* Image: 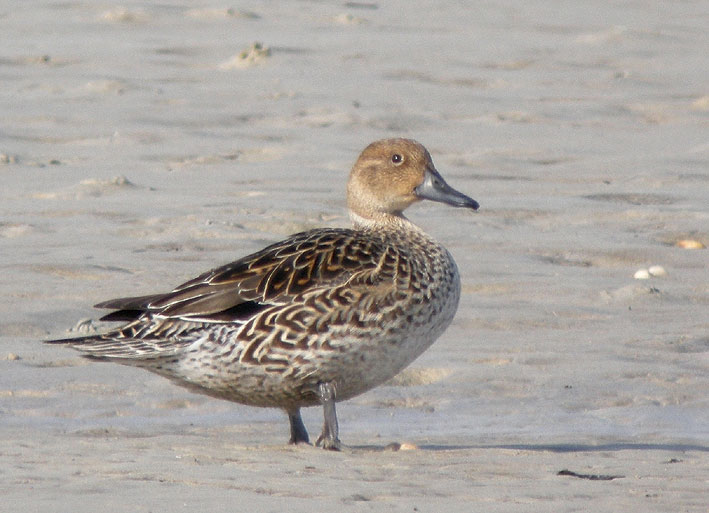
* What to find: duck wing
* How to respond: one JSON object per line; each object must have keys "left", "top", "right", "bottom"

{"left": 46, "top": 227, "right": 403, "bottom": 360}
{"left": 100, "top": 227, "right": 393, "bottom": 323}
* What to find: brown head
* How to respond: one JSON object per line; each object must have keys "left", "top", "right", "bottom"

{"left": 346, "top": 138, "right": 479, "bottom": 223}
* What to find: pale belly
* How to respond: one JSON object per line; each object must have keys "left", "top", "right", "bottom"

{"left": 152, "top": 280, "right": 461, "bottom": 410}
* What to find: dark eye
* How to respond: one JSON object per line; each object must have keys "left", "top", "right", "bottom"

{"left": 391, "top": 154, "right": 403, "bottom": 164}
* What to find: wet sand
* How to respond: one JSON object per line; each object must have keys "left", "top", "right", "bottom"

{"left": 1, "top": 1, "right": 707, "bottom": 511}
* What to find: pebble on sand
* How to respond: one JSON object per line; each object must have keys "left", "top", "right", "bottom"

{"left": 675, "top": 239, "right": 705, "bottom": 249}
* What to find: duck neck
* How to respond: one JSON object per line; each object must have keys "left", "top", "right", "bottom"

{"left": 349, "top": 210, "right": 426, "bottom": 236}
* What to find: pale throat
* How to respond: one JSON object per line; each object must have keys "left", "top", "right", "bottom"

{"left": 348, "top": 209, "right": 425, "bottom": 235}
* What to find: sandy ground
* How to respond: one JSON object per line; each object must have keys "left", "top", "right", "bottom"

{"left": 1, "top": 1, "right": 708, "bottom": 511}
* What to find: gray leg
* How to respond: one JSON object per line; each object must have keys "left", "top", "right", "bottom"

{"left": 288, "top": 408, "right": 310, "bottom": 445}
{"left": 315, "top": 381, "right": 341, "bottom": 450}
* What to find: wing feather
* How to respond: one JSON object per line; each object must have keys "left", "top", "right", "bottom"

{"left": 90, "top": 228, "right": 391, "bottom": 324}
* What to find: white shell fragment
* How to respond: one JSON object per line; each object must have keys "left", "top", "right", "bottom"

{"left": 634, "top": 269, "right": 650, "bottom": 280}
{"left": 634, "top": 266, "right": 667, "bottom": 280}
{"left": 648, "top": 265, "right": 667, "bottom": 277}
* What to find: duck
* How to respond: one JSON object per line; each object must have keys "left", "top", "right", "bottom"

{"left": 47, "top": 138, "right": 479, "bottom": 450}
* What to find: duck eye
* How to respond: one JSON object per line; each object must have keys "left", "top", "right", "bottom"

{"left": 391, "top": 154, "right": 403, "bottom": 164}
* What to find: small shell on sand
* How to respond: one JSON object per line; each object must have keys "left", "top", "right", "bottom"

{"left": 634, "top": 269, "right": 650, "bottom": 280}
{"left": 384, "top": 442, "right": 418, "bottom": 451}
{"left": 635, "top": 266, "right": 667, "bottom": 279}
{"left": 70, "top": 318, "right": 100, "bottom": 335}
{"left": 219, "top": 43, "right": 271, "bottom": 69}
{"left": 185, "top": 8, "right": 259, "bottom": 19}
{"left": 691, "top": 96, "right": 709, "bottom": 111}
{"left": 100, "top": 8, "right": 149, "bottom": 23}
{"left": 0, "top": 153, "right": 18, "bottom": 164}
{"left": 333, "top": 13, "right": 367, "bottom": 24}
{"left": 675, "top": 239, "right": 705, "bottom": 249}
{"left": 648, "top": 265, "right": 667, "bottom": 277}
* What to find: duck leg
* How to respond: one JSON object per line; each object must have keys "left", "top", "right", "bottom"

{"left": 287, "top": 408, "right": 310, "bottom": 445}
{"left": 315, "top": 381, "right": 341, "bottom": 450}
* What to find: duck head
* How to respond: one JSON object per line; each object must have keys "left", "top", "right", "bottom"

{"left": 347, "top": 138, "right": 479, "bottom": 223}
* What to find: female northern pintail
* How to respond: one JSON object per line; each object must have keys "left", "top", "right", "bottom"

{"left": 48, "top": 138, "right": 479, "bottom": 450}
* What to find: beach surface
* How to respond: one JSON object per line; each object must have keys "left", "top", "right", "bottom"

{"left": 1, "top": 1, "right": 707, "bottom": 511}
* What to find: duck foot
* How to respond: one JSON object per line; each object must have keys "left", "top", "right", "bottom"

{"left": 287, "top": 408, "right": 310, "bottom": 445}
{"left": 315, "top": 381, "right": 341, "bottom": 450}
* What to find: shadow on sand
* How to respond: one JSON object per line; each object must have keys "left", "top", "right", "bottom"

{"left": 351, "top": 441, "right": 709, "bottom": 453}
